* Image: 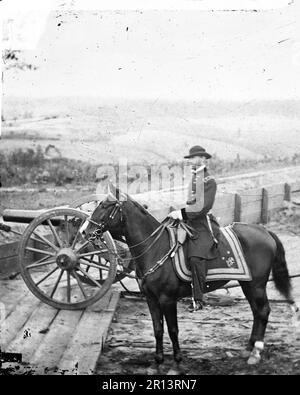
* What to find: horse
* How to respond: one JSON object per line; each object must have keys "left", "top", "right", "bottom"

{"left": 85, "top": 185, "right": 300, "bottom": 374}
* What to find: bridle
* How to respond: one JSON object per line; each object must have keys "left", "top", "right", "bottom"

{"left": 87, "top": 199, "right": 166, "bottom": 253}
{"left": 86, "top": 199, "right": 179, "bottom": 279}
{"left": 87, "top": 201, "right": 124, "bottom": 243}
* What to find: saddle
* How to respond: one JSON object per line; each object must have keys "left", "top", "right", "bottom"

{"left": 166, "top": 221, "right": 251, "bottom": 283}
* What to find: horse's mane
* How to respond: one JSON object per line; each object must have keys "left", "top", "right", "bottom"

{"left": 126, "top": 195, "right": 160, "bottom": 224}
{"left": 106, "top": 187, "right": 161, "bottom": 224}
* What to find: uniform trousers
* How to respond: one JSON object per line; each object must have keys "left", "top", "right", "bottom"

{"left": 189, "top": 256, "right": 208, "bottom": 301}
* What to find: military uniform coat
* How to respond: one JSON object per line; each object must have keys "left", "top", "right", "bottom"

{"left": 181, "top": 166, "right": 220, "bottom": 260}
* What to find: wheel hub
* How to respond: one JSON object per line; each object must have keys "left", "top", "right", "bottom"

{"left": 56, "top": 248, "right": 78, "bottom": 270}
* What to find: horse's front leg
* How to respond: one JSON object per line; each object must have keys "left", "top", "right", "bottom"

{"left": 160, "top": 295, "right": 185, "bottom": 375}
{"left": 146, "top": 295, "right": 164, "bottom": 374}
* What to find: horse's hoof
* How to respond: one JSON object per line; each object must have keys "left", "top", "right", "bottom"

{"left": 167, "top": 368, "right": 181, "bottom": 375}
{"left": 146, "top": 365, "right": 160, "bottom": 375}
{"left": 247, "top": 355, "right": 261, "bottom": 365}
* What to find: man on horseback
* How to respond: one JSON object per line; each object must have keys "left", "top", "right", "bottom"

{"left": 168, "top": 145, "right": 220, "bottom": 311}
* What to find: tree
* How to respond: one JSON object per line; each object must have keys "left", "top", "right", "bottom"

{"left": 2, "top": 50, "right": 37, "bottom": 121}
{"left": 2, "top": 50, "right": 37, "bottom": 71}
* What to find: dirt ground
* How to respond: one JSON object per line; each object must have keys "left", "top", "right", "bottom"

{"left": 96, "top": 294, "right": 300, "bottom": 376}
{"left": 96, "top": 212, "right": 300, "bottom": 376}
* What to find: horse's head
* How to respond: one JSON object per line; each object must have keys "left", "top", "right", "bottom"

{"left": 85, "top": 183, "right": 126, "bottom": 242}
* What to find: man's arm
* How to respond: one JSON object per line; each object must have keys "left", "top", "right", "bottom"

{"left": 181, "top": 179, "right": 217, "bottom": 221}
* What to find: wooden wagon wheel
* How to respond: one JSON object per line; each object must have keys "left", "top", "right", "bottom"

{"left": 18, "top": 208, "right": 118, "bottom": 310}
{"left": 70, "top": 195, "right": 135, "bottom": 286}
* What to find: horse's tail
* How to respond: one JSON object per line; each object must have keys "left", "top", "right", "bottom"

{"left": 268, "top": 230, "right": 292, "bottom": 300}
{"left": 268, "top": 230, "right": 300, "bottom": 322}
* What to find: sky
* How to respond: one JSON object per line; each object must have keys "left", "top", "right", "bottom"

{"left": 2, "top": 0, "right": 300, "bottom": 101}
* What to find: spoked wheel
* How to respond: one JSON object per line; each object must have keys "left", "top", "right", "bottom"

{"left": 18, "top": 208, "right": 118, "bottom": 310}
{"left": 70, "top": 195, "right": 135, "bottom": 285}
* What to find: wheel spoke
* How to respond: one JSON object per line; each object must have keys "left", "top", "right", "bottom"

{"left": 86, "top": 255, "right": 93, "bottom": 273}
{"left": 75, "top": 240, "right": 90, "bottom": 253}
{"left": 32, "top": 230, "right": 59, "bottom": 252}
{"left": 29, "top": 235, "right": 51, "bottom": 248}
{"left": 50, "top": 269, "right": 64, "bottom": 298}
{"left": 79, "top": 257, "right": 110, "bottom": 270}
{"left": 78, "top": 250, "right": 108, "bottom": 258}
{"left": 77, "top": 266, "right": 102, "bottom": 289}
{"left": 25, "top": 254, "right": 52, "bottom": 269}
{"left": 47, "top": 219, "right": 63, "bottom": 247}
{"left": 35, "top": 266, "right": 59, "bottom": 286}
{"left": 71, "top": 219, "right": 85, "bottom": 249}
{"left": 72, "top": 270, "right": 88, "bottom": 299}
{"left": 26, "top": 258, "right": 57, "bottom": 270}
{"left": 67, "top": 271, "right": 71, "bottom": 303}
{"left": 25, "top": 246, "right": 56, "bottom": 256}
{"left": 64, "top": 215, "right": 70, "bottom": 246}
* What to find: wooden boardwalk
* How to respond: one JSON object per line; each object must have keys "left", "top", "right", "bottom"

{"left": 0, "top": 277, "right": 120, "bottom": 375}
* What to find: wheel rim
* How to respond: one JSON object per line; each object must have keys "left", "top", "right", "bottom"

{"left": 18, "top": 208, "right": 118, "bottom": 310}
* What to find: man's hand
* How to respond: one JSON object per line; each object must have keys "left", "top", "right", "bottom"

{"left": 168, "top": 210, "right": 183, "bottom": 220}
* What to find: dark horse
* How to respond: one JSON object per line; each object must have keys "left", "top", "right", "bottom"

{"left": 85, "top": 186, "right": 299, "bottom": 374}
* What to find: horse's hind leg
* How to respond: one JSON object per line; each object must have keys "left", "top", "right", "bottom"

{"left": 160, "top": 295, "right": 184, "bottom": 375}
{"left": 240, "top": 282, "right": 271, "bottom": 365}
{"left": 146, "top": 296, "right": 164, "bottom": 374}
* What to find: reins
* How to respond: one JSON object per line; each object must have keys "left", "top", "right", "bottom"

{"left": 86, "top": 201, "right": 193, "bottom": 280}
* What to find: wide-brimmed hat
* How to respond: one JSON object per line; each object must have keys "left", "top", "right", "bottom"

{"left": 184, "top": 145, "right": 212, "bottom": 159}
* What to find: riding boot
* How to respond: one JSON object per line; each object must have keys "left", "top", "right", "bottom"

{"left": 189, "top": 256, "right": 208, "bottom": 311}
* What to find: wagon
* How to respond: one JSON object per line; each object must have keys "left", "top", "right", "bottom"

{"left": 0, "top": 195, "right": 136, "bottom": 310}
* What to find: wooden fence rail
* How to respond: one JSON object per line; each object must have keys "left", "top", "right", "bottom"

{"left": 150, "top": 180, "right": 300, "bottom": 224}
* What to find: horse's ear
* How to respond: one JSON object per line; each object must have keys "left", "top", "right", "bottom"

{"left": 107, "top": 181, "right": 118, "bottom": 201}
{"left": 107, "top": 180, "right": 127, "bottom": 201}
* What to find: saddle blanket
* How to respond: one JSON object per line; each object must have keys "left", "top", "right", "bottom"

{"left": 169, "top": 225, "right": 252, "bottom": 282}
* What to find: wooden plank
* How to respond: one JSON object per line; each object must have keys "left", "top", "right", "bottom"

{"left": 234, "top": 193, "right": 242, "bottom": 222}
{"left": 266, "top": 184, "right": 285, "bottom": 210}
{"left": 284, "top": 183, "right": 291, "bottom": 201}
{"left": 261, "top": 188, "right": 269, "bottom": 224}
{"left": 0, "top": 282, "right": 29, "bottom": 322}
{"left": 0, "top": 278, "right": 28, "bottom": 298}
{"left": 7, "top": 304, "right": 59, "bottom": 362}
{"left": 240, "top": 188, "right": 263, "bottom": 223}
{"left": 240, "top": 188, "right": 262, "bottom": 204}
{"left": 291, "top": 181, "right": 300, "bottom": 193}
{"left": 0, "top": 241, "right": 19, "bottom": 257}
{"left": 0, "top": 293, "right": 40, "bottom": 350}
{"left": 240, "top": 208, "right": 262, "bottom": 224}
{"left": 30, "top": 309, "right": 83, "bottom": 373}
{"left": 58, "top": 290, "right": 120, "bottom": 375}
{"left": 0, "top": 255, "right": 19, "bottom": 278}
{"left": 214, "top": 193, "right": 235, "bottom": 210}
{"left": 213, "top": 207, "right": 235, "bottom": 226}
{"left": 0, "top": 240, "right": 34, "bottom": 278}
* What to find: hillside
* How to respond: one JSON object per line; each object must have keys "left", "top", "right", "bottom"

{"left": 1, "top": 97, "right": 300, "bottom": 165}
